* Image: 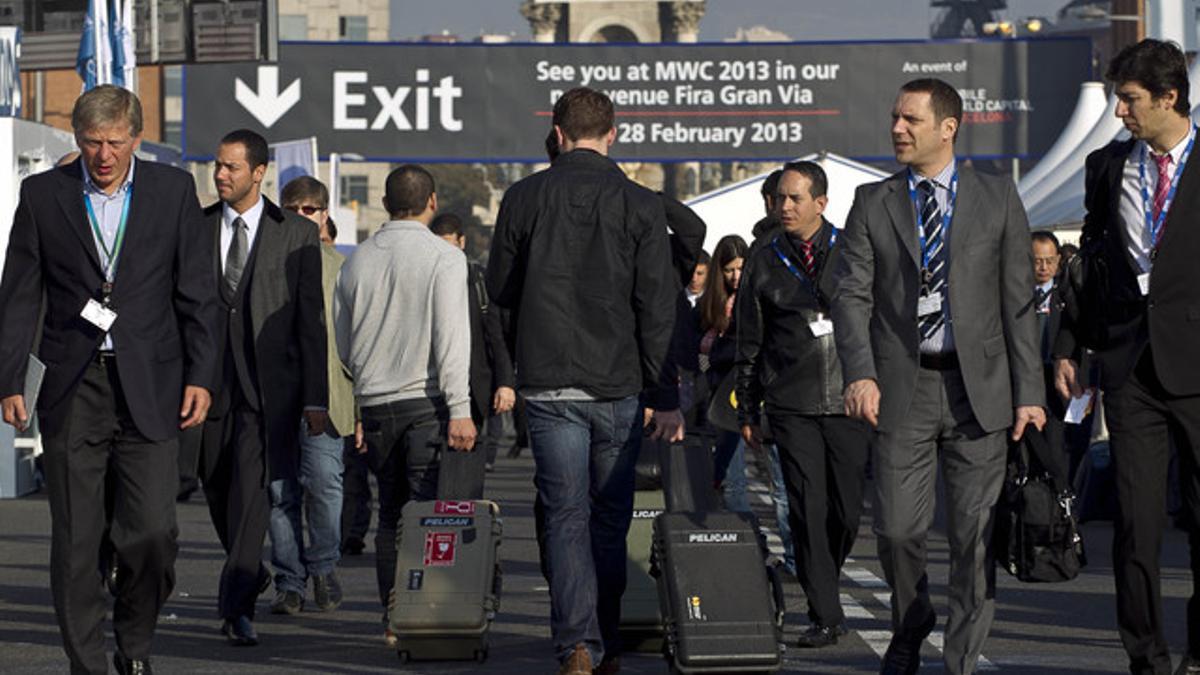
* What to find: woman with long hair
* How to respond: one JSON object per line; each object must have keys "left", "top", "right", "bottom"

{"left": 697, "top": 235, "right": 750, "bottom": 512}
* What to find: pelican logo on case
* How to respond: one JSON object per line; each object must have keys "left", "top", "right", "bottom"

{"left": 419, "top": 516, "right": 474, "bottom": 527}
{"left": 688, "top": 532, "right": 739, "bottom": 543}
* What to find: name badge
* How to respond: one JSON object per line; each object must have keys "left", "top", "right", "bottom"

{"left": 1137, "top": 272, "right": 1150, "bottom": 296}
{"left": 809, "top": 317, "right": 834, "bottom": 337}
{"left": 81, "top": 298, "right": 117, "bottom": 332}
{"left": 917, "top": 292, "right": 943, "bottom": 317}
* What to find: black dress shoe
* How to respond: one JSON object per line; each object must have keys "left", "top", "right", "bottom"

{"left": 797, "top": 623, "right": 846, "bottom": 649}
{"left": 880, "top": 613, "right": 935, "bottom": 675}
{"left": 341, "top": 536, "right": 365, "bottom": 556}
{"left": 113, "top": 652, "right": 152, "bottom": 675}
{"left": 221, "top": 615, "right": 259, "bottom": 646}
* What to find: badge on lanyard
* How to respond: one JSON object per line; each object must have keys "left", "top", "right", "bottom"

{"left": 808, "top": 313, "right": 834, "bottom": 337}
{"left": 1137, "top": 272, "right": 1151, "bottom": 297}
{"left": 917, "top": 292, "right": 943, "bottom": 317}
{"left": 82, "top": 186, "right": 132, "bottom": 333}
{"left": 81, "top": 298, "right": 118, "bottom": 332}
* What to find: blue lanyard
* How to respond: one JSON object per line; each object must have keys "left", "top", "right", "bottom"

{"left": 83, "top": 185, "right": 133, "bottom": 279}
{"left": 769, "top": 228, "right": 836, "bottom": 290}
{"left": 907, "top": 169, "right": 958, "bottom": 272}
{"left": 1139, "top": 125, "right": 1197, "bottom": 249}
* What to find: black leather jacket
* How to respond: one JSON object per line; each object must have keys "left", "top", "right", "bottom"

{"left": 735, "top": 219, "right": 846, "bottom": 422}
{"left": 486, "top": 149, "right": 679, "bottom": 409}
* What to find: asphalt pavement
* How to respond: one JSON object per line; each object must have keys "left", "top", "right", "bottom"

{"left": 0, "top": 451, "right": 1192, "bottom": 674}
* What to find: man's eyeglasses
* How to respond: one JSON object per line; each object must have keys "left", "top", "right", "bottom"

{"left": 285, "top": 204, "right": 325, "bottom": 216}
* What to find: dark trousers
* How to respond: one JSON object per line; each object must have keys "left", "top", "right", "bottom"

{"left": 177, "top": 424, "right": 203, "bottom": 499}
{"left": 340, "top": 439, "right": 373, "bottom": 545}
{"left": 873, "top": 367, "right": 1007, "bottom": 675}
{"left": 1106, "top": 348, "right": 1200, "bottom": 675}
{"left": 200, "top": 386, "right": 269, "bottom": 620}
{"left": 768, "top": 412, "right": 869, "bottom": 627}
{"left": 359, "top": 398, "right": 443, "bottom": 608}
{"left": 42, "top": 358, "right": 178, "bottom": 674}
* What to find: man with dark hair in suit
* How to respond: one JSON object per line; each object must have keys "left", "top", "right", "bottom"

{"left": 0, "top": 84, "right": 218, "bottom": 675}
{"left": 200, "top": 128, "right": 328, "bottom": 646}
{"left": 1054, "top": 38, "right": 1200, "bottom": 675}
{"left": 833, "top": 78, "right": 1044, "bottom": 675}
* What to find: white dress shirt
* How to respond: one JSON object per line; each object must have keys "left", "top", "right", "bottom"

{"left": 1118, "top": 126, "right": 1195, "bottom": 274}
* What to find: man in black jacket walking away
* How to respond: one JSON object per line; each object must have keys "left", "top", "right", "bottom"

{"left": 736, "top": 161, "right": 869, "bottom": 649}
{"left": 487, "top": 87, "right": 682, "bottom": 675}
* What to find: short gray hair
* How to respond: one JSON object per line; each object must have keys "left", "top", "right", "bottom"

{"left": 71, "top": 85, "right": 143, "bottom": 137}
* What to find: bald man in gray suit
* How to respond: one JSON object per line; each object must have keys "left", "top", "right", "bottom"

{"left": 831, "top": 78, "right": 1045, "bottom": 675}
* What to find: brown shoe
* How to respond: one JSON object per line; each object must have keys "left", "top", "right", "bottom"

{"left": 593, "top": 655, "right": 619, "bottom": 675}
{"left": 557, "top": 644, "right": 592, "bottom": 675}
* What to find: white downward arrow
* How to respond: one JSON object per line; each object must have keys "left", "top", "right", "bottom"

{"left": 235, "top": 66, "right": 301, "bottom": 128}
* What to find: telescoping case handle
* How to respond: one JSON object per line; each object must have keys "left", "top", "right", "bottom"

{"left": 766, "top": 562, "right": 787, "bottom": 632}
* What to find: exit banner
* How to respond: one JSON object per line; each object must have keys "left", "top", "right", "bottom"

{"left": 182, "top": 38, "right": 1092, "bottom": 162}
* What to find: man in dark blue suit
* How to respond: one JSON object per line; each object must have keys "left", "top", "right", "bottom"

{"left": 0, "top": 85, "right": 218, "bottom": 675}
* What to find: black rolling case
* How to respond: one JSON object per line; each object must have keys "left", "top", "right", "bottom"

{"left": 651, "top": 438, "right": 785, "bottom": 673}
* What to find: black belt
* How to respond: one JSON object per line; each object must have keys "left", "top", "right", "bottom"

{"left": 918, "top": 352, "right": 959, "bottom": 371}
{"left": 94, "top": 350, "right": 117, "bottom": 364}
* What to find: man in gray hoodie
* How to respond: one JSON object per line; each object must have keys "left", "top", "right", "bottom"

{"left": 332, "top": 164, "right": 475, "bottom": 642}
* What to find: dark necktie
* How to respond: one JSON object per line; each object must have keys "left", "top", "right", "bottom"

{"left": 1033, "top": 286, "right": 1050, "bottom": 310}
{"left": 798, "top": 239, "right": 816, "bottom": 277}
{"left": 917, "top": 179, "right": 946, "bottom": 342}
{"left": 224, "top": 216, "right": 248, "bottom": 293}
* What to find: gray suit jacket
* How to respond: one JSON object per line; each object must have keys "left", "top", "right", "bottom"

{"left": 831, "top": 165, "right": 1043, "bottom": 434}
{"left": 203, "top": 198, "right": 328, "bottom": 479}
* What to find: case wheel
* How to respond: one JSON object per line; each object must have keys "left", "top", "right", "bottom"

{"left": 397, "top": 650, "right": 410, "bottom": 664}
{"left": 474, "top": 648, "right": 488, "bottom": 663}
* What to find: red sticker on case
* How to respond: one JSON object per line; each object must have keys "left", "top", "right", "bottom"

{"left": 424, "top": 531, "right": 457, "bottom": 567}
{"left": 434, "top": 500, "right": 476, "bottom": 515}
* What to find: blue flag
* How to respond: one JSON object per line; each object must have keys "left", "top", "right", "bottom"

{"left": 109, "top": 0, "right": 126, "bottom": 88}
{"left": 76, "top": 0, "right": 97, "bottom": 90}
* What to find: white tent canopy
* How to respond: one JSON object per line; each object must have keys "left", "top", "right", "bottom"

{"left": 685, "top": 152, "right": 890, "bottom": 251}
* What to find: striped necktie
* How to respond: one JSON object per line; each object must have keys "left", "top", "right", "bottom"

{"left": 798, "top": 238, "right": 816, "bottom": 277}
{"left": 1152, "top": 153, "right": 1172, "bottom": 245}
{"left": 917, "top": 179, "right": 946, "bottom": 341}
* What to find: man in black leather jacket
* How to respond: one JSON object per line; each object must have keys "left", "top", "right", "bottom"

{"left": 735, "top": 161, "right": 870, "bottom": 649}
{"left": 487, "top": 87, "right": 682, "bottom": 675}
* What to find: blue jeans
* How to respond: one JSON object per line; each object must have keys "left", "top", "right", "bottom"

{"left": 765, "top": 443, "right": 796, "bottom": 575}
{"left": 526, "top": 395, "right": 641, "bottom": 666}
{"left": 267, "top": 418, "right": 345, "bottom": 594}
{"left": 714, "top": 431, "right": 750, "bottom": 512}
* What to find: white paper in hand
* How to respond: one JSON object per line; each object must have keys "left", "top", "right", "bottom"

{"left": 1064, "top": 390, "right": 1094, "bottom": 424}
